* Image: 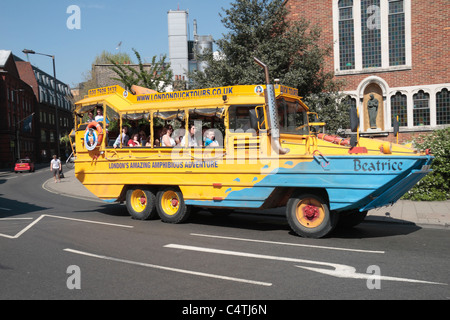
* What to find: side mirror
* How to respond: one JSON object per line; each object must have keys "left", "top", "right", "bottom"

{"left": 350, "top": 106, "right": 359, "bottom": 132}
{"left": 307, "top": 112, "right": 326, "bottom": 133}
{"left": 393, "top": 117, "right": 399, "bottom": 136}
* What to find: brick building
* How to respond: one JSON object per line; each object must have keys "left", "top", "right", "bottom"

{"left": 285, "top": 0, "right": 449, "bottom": 143}
{"left": 0, "top": 50, "right": 36, "bottom": 167}
{"left": 16, "top": 57, "right": 74, "bottom": 162}
{"left": 73, "top": 63, "right": 169, "bottom": 102}
{"left": 0, "top": 50, "right": 74, "bottom": 168}
{"left": 94, "top": 63, "right": 153, "bottom": 88}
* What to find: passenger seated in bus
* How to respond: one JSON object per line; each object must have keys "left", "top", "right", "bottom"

{"left": 95, "top": 107, "right": 109, "bottom": 125}
{"left": 204, "top": 129, "right": 219, "bottom": 147}
{"left": 152, "top": 126, "right": 163, "bottom": 147}
{"left": 180, "top": 124, "right": 199, "bottom": 147}
{"left": 139, "top": 130, "right": 148, "bottom": 146}
{"left": 202, "top": 126, "right": 208, "bottom": 144}
{"left": 128, "top": 133, "right": 141, "bottom": 147}
{"left": 173, "top": 128, "right": 185, "bottom": 146}
{"left": 113, "top": 125, "right": 130, "bottom": 149}
{"left": 87, "top": 110, "right": 95, "bottom": 123}
{"left": 161, "top": 125, "right": 176, "bottom": 147}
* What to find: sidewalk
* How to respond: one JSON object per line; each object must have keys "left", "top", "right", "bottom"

{"left": 42, "top": 168, "right": 101, "bottom": 203}
{"left": 43, "top": 169, "right": 450, "bottom": 228}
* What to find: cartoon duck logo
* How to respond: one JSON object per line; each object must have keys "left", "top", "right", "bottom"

{"left": 84, "top": 128, "right": 98, "bottom": 151}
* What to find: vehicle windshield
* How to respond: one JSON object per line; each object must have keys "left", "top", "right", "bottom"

{"left": 276, "top": 99, "right": 309, "bottom": 135}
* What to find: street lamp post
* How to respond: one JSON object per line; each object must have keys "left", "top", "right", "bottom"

{"left": 23, "top": 49, "right": 60, "bottom": 158}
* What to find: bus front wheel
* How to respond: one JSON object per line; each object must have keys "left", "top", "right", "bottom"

{"left": 126, "top": 187, "right": 157, "bottom": 220}
{"left": 156, "top": 187, "right": 191, "bottom": 224}
{"left": 286, "top": 193, "right": 338, "bottom": 238}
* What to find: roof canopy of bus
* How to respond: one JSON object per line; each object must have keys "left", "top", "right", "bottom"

{"left": 74, "top": 84, "right": 308, "bottom": 119}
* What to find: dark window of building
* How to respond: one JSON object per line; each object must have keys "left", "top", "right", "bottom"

{"left": 391, "top": 92, "right": 407, "bottom": 127}
{"left": 436, "top": 88, "right": 450, "bottom": 125}
{"left": 339, "top": 0, "right": 355, "bottom": 70}
{"left": 413, "top": 90, "right": 430, "bottom": 126}
{"left": 388, "top": 0, "right": 406, "bottom": 66}
{"left": 361, "top": 0, "right": 382, "bottom": 68}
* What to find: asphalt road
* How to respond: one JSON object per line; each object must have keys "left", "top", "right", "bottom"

{"left": 1, "top": 168, "right": 449, "bottom": 305}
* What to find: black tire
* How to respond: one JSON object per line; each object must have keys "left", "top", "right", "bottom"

{"left": 286, "top": 193, "right": 339, "bottom": 238}
{"left": 337, "top": 210, "right": 368, "bottom": 228}
{"left": 126, "top": 187, "right": 157, "bottom": 220}
{"left": 156, "top": 187, "right": 190, "bottom": 223}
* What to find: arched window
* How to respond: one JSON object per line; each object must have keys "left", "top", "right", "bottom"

{"left": 390, "top": 92, "right": 407, "bottom": 127}
{"left": 413, "top": 90, "right": 430, "bottom": 126}
{"left": 436, "top": 88, "right": 450, "bottom": 125}
{"left": 338, "top": 0, "right": 355, "bottom": 70}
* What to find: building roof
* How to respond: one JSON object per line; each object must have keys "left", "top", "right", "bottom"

{"left": 0, "top": 50, "right": 12, "bottom": 68}
{"left": 16, "top": 60, "right": 39, "bottom": 99}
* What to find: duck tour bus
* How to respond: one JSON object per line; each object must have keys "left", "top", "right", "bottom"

{"left": 71, "top": 58, "right": 433, "bottom": 238}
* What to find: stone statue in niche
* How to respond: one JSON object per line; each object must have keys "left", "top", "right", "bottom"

{"left": 367, "top": 94, "right": 379, "bottom": 129}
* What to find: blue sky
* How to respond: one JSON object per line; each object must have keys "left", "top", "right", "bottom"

{"left": 0, "top": 0, "right": 232, "bottom": 87}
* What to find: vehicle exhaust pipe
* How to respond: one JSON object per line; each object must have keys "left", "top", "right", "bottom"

{"left": 254, "top": 57, "right": 290, "bottom": 155}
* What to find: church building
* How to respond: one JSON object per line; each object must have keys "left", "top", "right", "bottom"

{"left": 285, "top": 0, "right": 449, "bottom": 142}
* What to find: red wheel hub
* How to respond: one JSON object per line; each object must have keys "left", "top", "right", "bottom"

{"left": 140, "top": 196, "right": 146, "bottom": 205}
{"left": 171, "top": 198, "right": 179, "bottom": 207}
{"left": 303, "top": 205, "right": 319, "bottom": 220}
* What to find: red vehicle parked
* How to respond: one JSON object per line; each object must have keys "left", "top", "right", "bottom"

{"left": 14, "top": 159, "right": 35, "bottom": 173}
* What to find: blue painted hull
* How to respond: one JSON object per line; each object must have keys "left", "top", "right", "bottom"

{"left": 186, "top": 155, "right": 433, "bottom": 212}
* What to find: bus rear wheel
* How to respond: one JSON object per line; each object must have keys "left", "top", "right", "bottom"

{"left": 286, "top": 193, "right": 338, "bottom": 238}
{"left": 156, "top": 187, "right": 191, "bottom": 224}
{"left": 126, "top": 187, "right": 157, "bottom": 220}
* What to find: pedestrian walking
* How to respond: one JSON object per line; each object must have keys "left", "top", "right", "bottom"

{"left": 50, "top": 155, "right": 61, "bottom": 183}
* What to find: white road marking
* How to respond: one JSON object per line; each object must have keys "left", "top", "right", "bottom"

{"left": 295, "top": 265, "right": 447, "bottom": 285}
{"left": 0, "top": 214, "right": 133, "bottom": 239}
{"left": 1, "top": 176, "right": 18, "bottom": 180}
{"left": 64, "top": 248, "right": 272, "bottom": 287}
{"left": 41, "top": 179, "right": 104, "bottom": 203}
{"left": 0, "top": 217, "right": 33, "bottom": 220}
{"left": 165, "top": 244, "right": 447, "bottom": 286}
{"left": 190, "top": 233, "right": 385, "bottom": 254}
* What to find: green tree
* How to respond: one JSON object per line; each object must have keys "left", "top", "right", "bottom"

{"left": 94, "top": 50, "right": 132, "bottom": 65}
{"left": 75, "top": 51, "right": 133, "bottom": 101}
{"left": 109, "top": 48, "right": 173, "bottom": 92}
{"left": 304, "top": 92, "right": 350, "bottom": 134}
{"left": 402, "top": 128, "right": 450, "bottom": 201}
{"left": 189, "top": 0, "right": 347, "bottom": 132}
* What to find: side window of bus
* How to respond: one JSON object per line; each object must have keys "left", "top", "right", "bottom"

{"left": 152, "top": 110, "right": 185, "bottom": 148}
{"left": 228, "top": 106, "right": 261, "bottom": 132}
{"left": 151, "top": 109, "right": 225, "bottom": 148}
{"left": 277, "top": 100, "right": 309, "bottom": 135}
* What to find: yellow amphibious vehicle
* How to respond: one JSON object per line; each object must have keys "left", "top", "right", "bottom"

{"left": 72, "top": 59, "right": 432, "bottom": 238}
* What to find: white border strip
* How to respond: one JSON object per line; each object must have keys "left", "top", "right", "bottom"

{"left": 64, "top": 248, "right": 272, "bottom": 287}
{"left": 165, "top": 244, "right": 446, "bottom": 285}
{"left": 0, "top": 214, "right": 133, "bottom": 239}
{"left": 190, "top": 233, "right": 385, "bottom": 254}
